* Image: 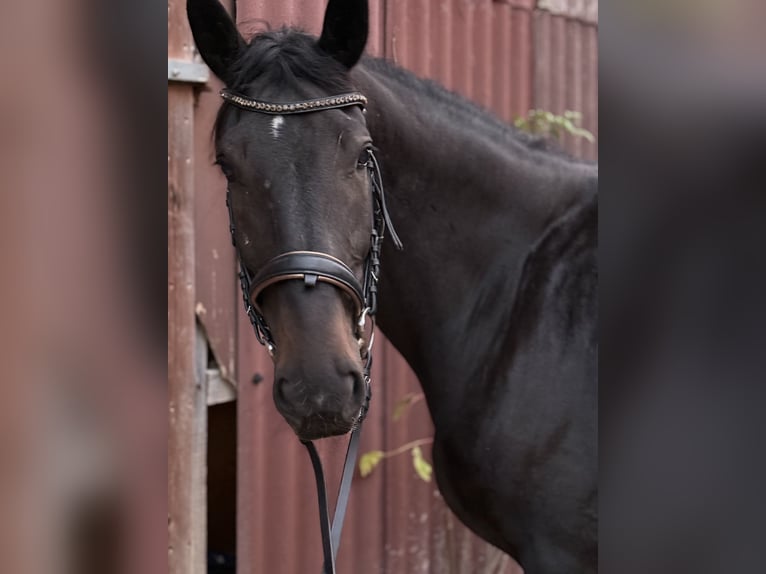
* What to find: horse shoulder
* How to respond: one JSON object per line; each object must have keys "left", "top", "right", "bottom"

{"left": 436, "top": 193, "right": 599, "bottom": 571}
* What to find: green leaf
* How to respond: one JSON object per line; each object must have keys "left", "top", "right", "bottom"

{"left": 561, "top": 118, "right": 576, "bottom": 133}
{"left": 515, "top": 118, "right": 534, "bottom": 133}
{"left": 392, "top": 392, "right": 423, "bottom": 422}
{"left": 359, "top": 450, "right": 384, "bottom": 478}
{"left": 576, "top": 127, "right": 596, "bottom": 143}
{"left": 515, "top": 109, "right": 594, "bottom": 143}
{"left": 411, "top": 446, "right": 433, "bottom": 482}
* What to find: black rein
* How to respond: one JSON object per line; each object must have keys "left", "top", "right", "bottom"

{"left": 221, "top": 88, "right": 401, "bottom": 574}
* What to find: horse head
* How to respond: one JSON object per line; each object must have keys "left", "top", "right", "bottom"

{"left": 188, "top": 0, "right": 385, "bottom": 441}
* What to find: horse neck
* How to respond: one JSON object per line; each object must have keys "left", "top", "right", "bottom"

{"left": 353, "top": 62, "right": 596, "bottom": 420}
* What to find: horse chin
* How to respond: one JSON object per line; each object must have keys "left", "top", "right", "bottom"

{"left": 292, "top": 419, "right": 355, "bottom": 442}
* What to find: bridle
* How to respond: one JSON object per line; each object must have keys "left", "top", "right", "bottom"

{"left": 220, "top": 87, "right": 402, "bottom": 574}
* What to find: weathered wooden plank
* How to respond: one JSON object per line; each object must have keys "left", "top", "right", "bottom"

{"left": 168, "top": 0, "right": 206, "bottom": 571}
{"left": 207, "top": 368, "right": 237, "bottom": 406}
{"left": 168, "top": 80, "right": 206, "bottom": 574}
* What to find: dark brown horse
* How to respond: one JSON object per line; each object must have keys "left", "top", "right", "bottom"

{"left": 188, "top": 1, "right": 597, "bottom": 571}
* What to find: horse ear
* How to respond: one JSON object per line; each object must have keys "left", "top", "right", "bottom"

{"left": 317, "top": 0, "right": 369, "bottom": 69}
{"left": 187, "top": 0, "right": 246, "bottom": 85}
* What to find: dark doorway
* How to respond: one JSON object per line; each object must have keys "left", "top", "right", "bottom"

{"left": 207, "top": 401, "right": 236, "bottom": 573}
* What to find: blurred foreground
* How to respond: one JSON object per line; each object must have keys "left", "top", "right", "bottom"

{"left": 599, "top": 2, "right": 766, "bottom": 572}
{"left": 0, "top": 0, "right": 165, "bottom": 572}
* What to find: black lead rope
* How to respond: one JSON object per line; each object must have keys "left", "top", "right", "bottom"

{"left": 220, "top": 88, "right": 401, "bottom": 574}
{"left": 303, "top": 440, "right": 336, "bottom": 573}
{"left": 305, "top": 358, "right": 372, "bottom": 574}
{"left": 328, "top": 428, "right": 362, "bottom": 554}
{"left": 303, "top": 427, "right": 362, "bottom": 574}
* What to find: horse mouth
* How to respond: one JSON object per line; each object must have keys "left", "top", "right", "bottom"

{"left": 281, "top": 412, "right": 358, "bottom": 441}
{"left": 272, "top": 372, "right": 367, "bottom": 440}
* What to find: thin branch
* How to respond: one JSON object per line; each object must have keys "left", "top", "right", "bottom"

{"left": 382, "top": 437, "right": 434, "bottom": 459}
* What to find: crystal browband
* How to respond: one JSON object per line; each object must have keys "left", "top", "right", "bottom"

{"left": 220, "top": 89, "right": 368, "bottom": 114}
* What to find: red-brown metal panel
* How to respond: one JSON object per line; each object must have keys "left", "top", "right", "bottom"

{"left": 533, "top": 9, "right": 598, "bottom": 159}
{"left": 385, "top": 1, "right": 533, "bottom": 123}
{"left": 492, "top": 2, "right": 514, "bottom": 122}
{"left": 565, "top": 15, "right": 584, "bottom": 157}
{"left": 452, "top": 0, "right": 475, "bottom": 100}
{"left": 473, "top": 1, "right": 493, "bottom": 109}
{"left": 378, "top": 341, "right": 435, "bottom": 574}
{"left": 582, "top": 23, "right": 598, "bottom": 161}
{"left": 194, "top": 59, "right": 238, "bottom": 380}
{"left": 510, "top": 7, "right": 534, "bottom": 119}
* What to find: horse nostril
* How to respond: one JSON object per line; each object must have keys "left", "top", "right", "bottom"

{"left": 351, "top": 371, "right": 365, "bottom": 401}
{"left": 275, "top": 377, "right": 290, "bottom": 405}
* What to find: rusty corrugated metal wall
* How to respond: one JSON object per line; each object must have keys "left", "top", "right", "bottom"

{"left": 190, "top": 1, "right": 597, "bottom": 573}
{"left": 533, "top": 0, "right": 598, "bottom": 161}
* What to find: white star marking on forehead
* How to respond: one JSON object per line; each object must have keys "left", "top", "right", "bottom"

{"left": 270, "top": 115, "right": 284, "bottom": 139}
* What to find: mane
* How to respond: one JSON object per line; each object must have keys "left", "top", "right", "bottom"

{"left": 361, "top": 56, "right": 581, "bottom": 160}
{"left": 361, "top": 56, "right": 557, "bottom": 154}
{"left": 216, "top": 28, "right": 582, "bottom": 161}
{"left": 230, "top": 28, "right": 351, "bottom": 94}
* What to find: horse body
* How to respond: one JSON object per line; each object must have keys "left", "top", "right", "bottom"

{"left": 353, "top": 61, "right": 598, "bottom": 572}
{"left": 187, "top": 0, "right": 597, "bottom": 571}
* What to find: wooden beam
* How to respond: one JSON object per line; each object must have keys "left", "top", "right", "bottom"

{"left": 207, "top": 368, "right": 237, "bottom": 406}
{"left": 168, "top": 0, "right": 206, "bottom": 571}
{"left": 168, "top": 59, "right": 210, "bottom": 84}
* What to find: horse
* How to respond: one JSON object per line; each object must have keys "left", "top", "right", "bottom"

{"left": 187, "top": 1, "right": 597, "bottom": 572}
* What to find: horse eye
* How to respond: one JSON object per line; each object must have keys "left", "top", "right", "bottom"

{"left": 356, "top": 147, "right": 372, "bottom": 169}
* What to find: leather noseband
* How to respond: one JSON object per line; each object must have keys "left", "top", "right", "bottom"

{"left": 249, "top": 251, "right": 366, "bottom": 320}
